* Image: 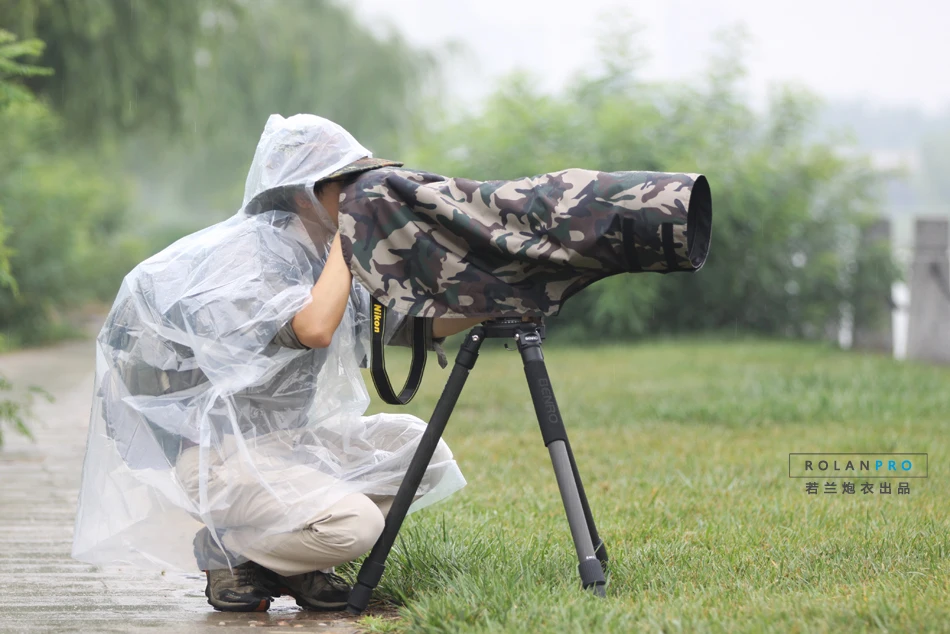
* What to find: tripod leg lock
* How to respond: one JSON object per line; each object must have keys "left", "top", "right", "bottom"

{"left": 578, "top": 557, "right": 607, "bottom": 596}
{"left": 356, "top": 557, "right": 386, "bottom": 587}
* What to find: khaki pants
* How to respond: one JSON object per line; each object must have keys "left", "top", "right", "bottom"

{"left": 175, "top": 418, "right": 452, "bottom": 577}
{"left": 226, "top": 492, "right": 388, "bottom": 577}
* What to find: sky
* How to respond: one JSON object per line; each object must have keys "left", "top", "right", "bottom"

{"left": 351, "top": 0, "right": 950, "bottom": 114}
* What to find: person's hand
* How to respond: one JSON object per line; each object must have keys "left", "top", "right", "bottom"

{"left": 291, "top": 231, "right": 353, "bottom": 348}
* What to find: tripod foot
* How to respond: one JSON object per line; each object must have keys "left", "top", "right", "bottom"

{"left": 578, "top": 557, "right": 607, "bottom": 598}
{"left": 346, "top": 582, "right": 374, "bottom": 615}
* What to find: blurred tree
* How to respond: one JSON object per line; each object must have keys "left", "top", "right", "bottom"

{"left": 0, "top": 27, "right": 138, "bottom": 345}
{"left": 0, "top": 28, "right": 55, "bottom": 445}
{"left": 0, "top": 28, "right": 51, "bottom": 292}
{"left": 410, "top": 28, "right": 897, "bottom": 341}
{"left": 132, "top": 0, "right": 439, "bottom": 214}
{"left": 0, "top": 0, "right": 219, "bottom": 138}
{"left": 0, "top": 99, "right": 137, "bottom": 343}
{"left": 0, "top": 28, "right": 48, "bottom": 314}
{"left": 0, "top": 26, "right": 50, "bottom": 109}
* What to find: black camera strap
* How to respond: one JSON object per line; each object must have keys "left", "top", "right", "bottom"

{"left": 370, "top": 296, "right": 427, "bottom": 405}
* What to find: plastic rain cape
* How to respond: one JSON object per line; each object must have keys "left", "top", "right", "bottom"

{"left": 72, "top": 115, "right": 465, "bottom": 571}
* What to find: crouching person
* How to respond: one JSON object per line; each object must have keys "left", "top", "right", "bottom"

{"left": 72, "top": 115, "right": 474, "bottom": 612}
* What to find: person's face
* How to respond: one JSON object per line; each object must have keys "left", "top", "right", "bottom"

{"left": 315, "top": 181, "right": 342, "bottom": 226}
{"left": 291, "top": 181, "right": 343, "bottom": 250}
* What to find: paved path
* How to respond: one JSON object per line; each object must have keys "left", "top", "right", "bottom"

{"left": 0, "top": 338, "right": 376, "bottom": 633}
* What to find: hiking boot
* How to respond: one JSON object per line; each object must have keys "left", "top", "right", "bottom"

{"left": 259, "top": 569, "right": 351, "bottom": 611}
{"left": 193, "top": 527, "right": 271, "bottom": 612}
{"left": 204, "top": 563, "right": 273, "bottom": 612}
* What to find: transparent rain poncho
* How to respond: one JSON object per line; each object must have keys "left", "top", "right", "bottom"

{"left": 72, "top": 114, "right": 465, "bottom": 571}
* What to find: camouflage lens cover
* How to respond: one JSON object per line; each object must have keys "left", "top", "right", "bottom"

{"left": 338, "top": 168, "right": 712, "bottom": 319}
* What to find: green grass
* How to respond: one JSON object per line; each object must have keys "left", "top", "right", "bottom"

{"left": 347, "top": 340, "right": 950, "bottom": 633}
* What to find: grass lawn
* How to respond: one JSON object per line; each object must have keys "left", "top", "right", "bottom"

{"left": 350, "top": 339, "right": 950, "bottom": 633}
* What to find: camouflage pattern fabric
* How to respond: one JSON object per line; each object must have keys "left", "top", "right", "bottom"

{"left": 338, "top": 168, "right": 712, "bottom": 319}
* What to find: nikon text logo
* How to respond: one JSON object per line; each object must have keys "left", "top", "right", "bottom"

{"left": 788, "top": 453, "right": 928, "bottom": 479}
{"left": 373, "top": 304, "right": 382, "bottom": 334}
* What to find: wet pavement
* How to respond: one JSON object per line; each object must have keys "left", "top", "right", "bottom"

{"left": 0, "top": 338, "right": 381, "bottom": 633}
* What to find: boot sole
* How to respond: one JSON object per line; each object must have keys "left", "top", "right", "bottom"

{"left": 208, "top": 597, "right": 271, "bottom": 612}
{"left": 293, "top": 596, "right": 348, "bottom": 611}
{"left": 274, "top": 586, "right": 347, "bottom": 612}
{"left": 260, "top": 576, "right": 349, "bottom": 612}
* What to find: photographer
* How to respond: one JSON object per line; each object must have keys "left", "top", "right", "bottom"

{"left": 73, "top": 115, "right": 474, "bottom": 612}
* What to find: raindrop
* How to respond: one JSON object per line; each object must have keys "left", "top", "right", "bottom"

{"left": 791, "top": 252, "right": 807, "bottom": 268}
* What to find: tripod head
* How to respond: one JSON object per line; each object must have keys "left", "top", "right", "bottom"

{"left": 477, "top": 316, "right": 546, "bottom": 342}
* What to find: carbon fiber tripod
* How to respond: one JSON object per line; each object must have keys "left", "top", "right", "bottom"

{"left": 346, "top": 317, "right": 608, "bottom": 614}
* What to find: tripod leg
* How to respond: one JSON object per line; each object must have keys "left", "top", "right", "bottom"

{"left": 517, "top": 330, "right": 606, "bottom": 596}
{"left": 346, "top": 328, "right": 485, "bottom": 615}
{"left": 565, "top": 440, "right": 609, "bottom": 573}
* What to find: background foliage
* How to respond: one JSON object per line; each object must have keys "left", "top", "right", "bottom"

{"left": 124, "top": 0, "right": 439, "bottom": 243}
{"left": 0, "top": 4, "right": 900, "bottom": 346}
{"left": 0, "top": 0, "right": 436, "bottom": 344}
{"left": 0, "top": 27, "right": 54, "bottom": 441}
{"left": 410, "top": 34, "right": 895, "bottom": 340}
{"left": 0, "top": 0, "right": 210, "bottom": 138}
